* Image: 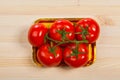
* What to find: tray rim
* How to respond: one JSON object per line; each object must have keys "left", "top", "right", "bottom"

{"left": 35, "top": 18, "right": 84, "bottom": 23}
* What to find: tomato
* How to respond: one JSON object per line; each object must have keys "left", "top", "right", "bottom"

{"left": 37, "top": 44, "right": 62, "bottom": 67}
{"left": 49, "top": 19, "right": 75, "bottom": 41}
{"left": 63, "top": 43, "right": 88, "bottom": 68}
{"left": 75, "top": 18, "right": 100, "bottom": 43}
{"left": 28, "top": 23, "right": 48, "bottom": 47}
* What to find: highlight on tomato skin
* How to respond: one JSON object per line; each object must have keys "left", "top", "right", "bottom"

{"left": 28, "top": 23, "right": 48, "bottom": 47}
{"left": 75, "top": 18, "right": 100, "bottom": 43}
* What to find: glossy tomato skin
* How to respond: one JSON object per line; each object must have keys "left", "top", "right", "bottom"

{"left": 75, "top": 18, "right": 100, "bottom": 43}
{"left": 49, "top": 19, "right": 75, "bottom": 41}
{"left": 37, "top": 44, "right": 62, "bottom": 67}
{"left": 63, "top": 43, "right": 88, "bottom": 68}
{"left": 28, "top": 23, "right": 48, "bottom": 47}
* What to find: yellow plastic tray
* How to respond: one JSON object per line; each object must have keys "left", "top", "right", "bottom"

{"left": 32, "top": 18, "right": 96, "bottom": 67}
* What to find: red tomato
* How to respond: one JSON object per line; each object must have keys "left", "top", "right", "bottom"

{"left": 37, "top": 44, "right": 62, "bottom": 67}
{"left": 75, "top": 18, "right": 100, "bottom": 43}
{"left": 28, "top": 23, "right": 48, "bottom": 47}
{"left": 49, "top": 19, "right": 75, "bottom": 41}
{"left": 63, "top": 43, "right": 88, "bottom": 68}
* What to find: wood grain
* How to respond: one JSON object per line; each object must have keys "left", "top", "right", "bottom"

{"left": 0, "top": 0, "right": 120, "bottom": 80}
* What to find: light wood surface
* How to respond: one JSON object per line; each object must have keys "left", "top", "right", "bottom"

{"left": 0, "top": 0, "right": 120, "bottom": 80}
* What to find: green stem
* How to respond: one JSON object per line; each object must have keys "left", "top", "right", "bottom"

{"left": 74, "top": 32, "right": 82, "bottom": 34}
{"left": 53, "top": 39, "right": 88, "bottom": 49}
{"left": 45, "top": 32, "right": 88, "bottom": 49}
{"left": 45, "top": 33, "right": 61, "bottom": 43}
{"left": 53, "top": 41, "right": 66, "bottom": 48}
{"left": 68, "top": 40, "right": 88, "bottom": 44}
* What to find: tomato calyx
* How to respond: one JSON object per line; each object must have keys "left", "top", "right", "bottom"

{"left": 69, "top": 43, "right": 85, "bottom": 58}
{"left": 70, "top": 44, "right": 79, "bottom": 58}
{"left": 75, "top": 25, "right": 89, "bottom": 40}
{"left": 48, "top": 46, "right": 56, "bottom": 56}
{"left": 47, "top": 42, "right": 58, "bottom": 56}
{"left": 57, "top": 28, "right": 70, "bottom": 41}
{"left": 81, "top": 26, "right": 89, "bottom": 40}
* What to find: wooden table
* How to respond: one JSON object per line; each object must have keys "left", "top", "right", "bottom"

{"left": 0, "top": 0, "right": 120, "bottom": 80}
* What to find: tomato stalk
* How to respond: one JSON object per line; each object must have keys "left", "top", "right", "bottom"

{"left": 45, "top": 33, "right": 61, "bottom": 43}
{"left": 45, "top": 32, "right": 88, "bottom": 48}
